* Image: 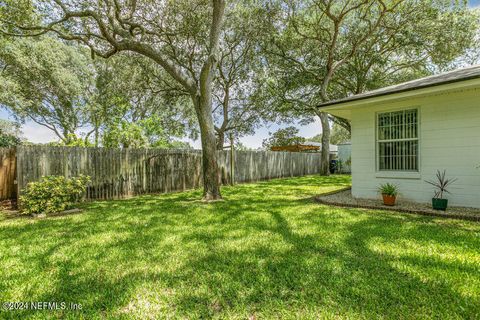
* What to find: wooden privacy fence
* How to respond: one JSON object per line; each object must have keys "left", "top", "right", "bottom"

{"left": 14, "top": 145, "right": 322, "bottom": 200}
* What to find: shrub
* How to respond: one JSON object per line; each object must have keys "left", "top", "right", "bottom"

{"left": 20, "top": 175, "right": 91, "bottom": 214}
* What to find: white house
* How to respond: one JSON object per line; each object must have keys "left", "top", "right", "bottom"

{"left": 318, "top": 65, "right": 480, "bottom": 208}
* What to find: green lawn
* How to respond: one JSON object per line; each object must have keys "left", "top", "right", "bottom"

{"left": 1, "top": 175, "right": 480, "bottom": 319}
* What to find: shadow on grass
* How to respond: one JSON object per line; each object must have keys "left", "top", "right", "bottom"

{"left": 0, "top": 175, "right": 479, "bottom": 319}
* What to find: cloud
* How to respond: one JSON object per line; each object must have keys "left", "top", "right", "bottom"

{"left": 22, "top": 123, "right": 59, "bottom": 143}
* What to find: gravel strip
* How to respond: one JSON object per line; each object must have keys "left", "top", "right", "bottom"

{"left": 315, "top": 190, "right": 480, "bottom": 221}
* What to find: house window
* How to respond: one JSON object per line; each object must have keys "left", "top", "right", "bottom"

{"left": 377, "top": 109, "right": 418, "bottom": 171}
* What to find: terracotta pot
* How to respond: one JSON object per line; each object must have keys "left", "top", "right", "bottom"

{"left": 382, "top": 194, "right": 396, "bottom": 206}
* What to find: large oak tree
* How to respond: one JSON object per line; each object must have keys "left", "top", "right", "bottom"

{"left": 262, "top": 0, "right": 477, "bottom": 175}
{"left": 2, "top": 0, "right": 227, "bottom": 200}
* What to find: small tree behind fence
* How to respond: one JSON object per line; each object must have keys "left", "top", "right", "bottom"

{"left": 13, "top": 145, "right": 322, "bottom": 201}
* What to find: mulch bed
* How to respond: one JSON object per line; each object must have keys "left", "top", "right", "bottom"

{"left": 315, "top": 189, "right": 480, "bottom": 222}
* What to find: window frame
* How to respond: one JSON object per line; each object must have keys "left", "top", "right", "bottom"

{"left": 375, "top": 107, "right": 420, "bottom": 173}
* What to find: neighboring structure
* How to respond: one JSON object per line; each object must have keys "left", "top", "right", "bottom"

{"left": 303, "top": 141, "right": 338, "bottom": 155}
{"left": 337, "top": 142, "right": 351, "bottom": 173}
{"left": 318, "top": 65, "right": 480, "bottom": 208}
{"left": 271, "top": 141, "right": 338, "bottom": 155}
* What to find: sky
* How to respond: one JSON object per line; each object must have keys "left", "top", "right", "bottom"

{"left": 0, "top": 108, "right": 321, "bottom": 149}
{"left": 1, "top": 0, "right": 479, "bottom": 149}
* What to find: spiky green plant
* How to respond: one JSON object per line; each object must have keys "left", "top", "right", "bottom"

{"left": 377, "top": 183, "right": 398, "bottom": 196}
{"left": 425, "top": 170, "right": 457, "bottom": 199}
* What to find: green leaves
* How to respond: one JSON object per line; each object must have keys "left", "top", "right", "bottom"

{"left": 20, "top": 175, "right": 91, "bottom": 214}
{"left": 102, "top": 121, "right": 149, "bottom": 149}
{"left": 262, "top": 126, "right": 305, "bottom": 149}
{"left": 377, "top": 183, "right": 399, "bottom": 196}
{"left": 0, "top": 0, "right": 37, "bottom": 33}
{"left": 0, "top": 36, "right": 92, "bottom": 142}
{"left": 91, "top": 54, "right": 196, "bottom": 148}
{"left": 0, "top": 119, "right": 22, "bottom": 147}
{"left": 263, "top": 0, "right": 478, "bottom": 114}
{"left": 309, "top": 123, "right": 350, "bottom": 145}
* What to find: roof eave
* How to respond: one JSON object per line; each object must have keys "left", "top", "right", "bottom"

{"left": 318, "top": 77, "right": 480, "bottom": 118}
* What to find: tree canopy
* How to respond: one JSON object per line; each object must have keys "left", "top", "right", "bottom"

{"left": 0, "top": 119, "right": 22, "bottom": 147}
{"left": 260, "top": 0, "right": 478, "bottom": 174}
{"left": 212, "top": 3, "right": 274, "bottom": 149}
{"left": 0, "top": 0, "right": 479, "bottom": 200}
{"left": 0, "top": 37, "right": 93, "bottom": 144}
{"left": 262, "top": 126, "right": 305, "bottom": 149}
{"left": 2, "top": 0, "right": 229, "bottom": 200}
{"left": 91, "top": 54, "right": 197, "bottom": 148}
{"left": 309, "top": 123, "right": 350, "bottom": 146}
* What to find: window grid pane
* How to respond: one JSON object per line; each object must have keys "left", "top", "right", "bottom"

{"left": 377, "top": 109, "right": 418, "bottom": 171}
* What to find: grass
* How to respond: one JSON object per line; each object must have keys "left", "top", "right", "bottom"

{"left": 0, "top": 175, "right": 479, "bottom": 319}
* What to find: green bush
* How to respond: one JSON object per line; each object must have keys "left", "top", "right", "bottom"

{"left": 20, "top": 175, "right": 91, "bottom": 214}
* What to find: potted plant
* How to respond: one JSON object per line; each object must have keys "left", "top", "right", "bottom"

{"left": 378, "top": 183, "right": 398, "bottom": 206}
{"left": 425, "top": 170, "right": 457, "bottom": 211}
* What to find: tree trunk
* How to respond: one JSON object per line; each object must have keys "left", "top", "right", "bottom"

{"left": 318, "top": 111, "right": 330, "bottom": 176}
{"left": 216, "top": 130, "right": 225, "bottom": 150}
{"left": 94, "top": 125, "right": 99, "bottom": 147}
{"left": 194, "top": 95, "right": 222, "bottom": 201}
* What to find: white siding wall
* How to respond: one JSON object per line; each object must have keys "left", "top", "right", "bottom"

{"left": 351, "top": 88, "right": 480, "bottom": 208}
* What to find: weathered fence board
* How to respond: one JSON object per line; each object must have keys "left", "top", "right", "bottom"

{"left": 0, "top": 148, "right": 16, "bottom": 200}
{"left": 15, "top": 146, "right": 322, "bottom": 200}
